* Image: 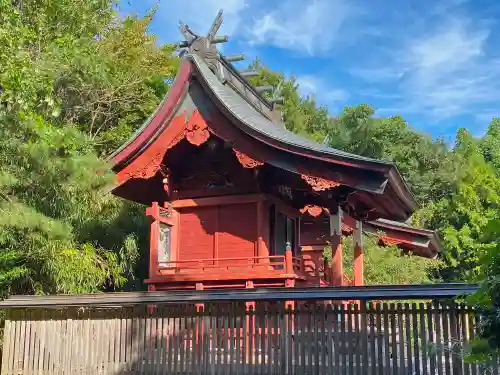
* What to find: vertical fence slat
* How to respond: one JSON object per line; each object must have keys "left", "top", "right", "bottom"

{"left": 55, "top": 313, "right": 63, "bottom": 375}
{"left": 293, "top": 303, "right": 299, "bottom": 374}
{"left": 124, "top": 310, "right": 131, "bottom": 374}
{"left": 375, "top": 303, "right": 385, "bottom": 375}
{"left": 103, "top": 310, "right": 111, "bottom": 375}
{"left": 2, "top": 316, "right": 13, "bottom": 374}
{"left": 64, "top": 316, "right": 73, "bottom": 375}
{"left": 404, "top": 303, "right": 414, "bottom": 375}
{"left": 147, "top": 307, "right": 155, "bottom": 373}
{"left": 318, "top": 304, "right": 325, "bottom": 375}
{"left": 354, "top": 303, "right": 362, "bottom": 375}
{"left": 308, "top": 304, "right": 314, "bottom": 375}
{"left": 154, "top": 307, "right": 161, "bottom": 375}
{"left": 313, "top": 304, "right": 320, "bottom": 374}
{"left": 167, "top": 305, "right": 175, "bottom": 375}
{"left": 435, "top": 302, "right": 444, "bottom": 375}
{"left": 185, "top": 305, "right": 191, "bottom": 375}
{"left": 388, "top": 303, "right": 397, "bottom": 374}
{"left": 4, "top": 293, "right": 500, "bottom": 375}
{"left": 160, "top": 306, "right": 168, "bottom": 375}
{"left": 284, "top": 304, "right": 292, "bottom": 375}
{"left": 242, "top": 305, "right": 247, "bottom": 375}
{"left": 339, "top": 303, "right": 346, "bottom": 375}
{"left": 81, "top": 311, "right": 89, "bottom": 375}
{"left": 329, "top": 304, "right": 337, "bottom": 374}
{"left": 396, "top": 303, "right": 405, "bottom": 374}
{"left": 298, "top": 304, "right": 305, "bottom": 374}
{"left": 368, "top": 304, "right": 377, "bottom": 375}
{"left": 28, "top": 312, "right": 37, "bottom": 375}
{"left": 450, "top": 303, "right": 463, "bottom": 375}
{"left": 350, "top": 303, "right": 356, "bottom": 375}
{"left": 14, "top": 315, "right": 21, "bottom": 374}
{"left": 419, "top": 303, "right": 428, "bottom": 375}
{"left": 173, "top": 307, "right": 180, "bottom": 375}
{"left": 104, "top": 312, "right": 112, "bottom": 375}
{"left": 288, "top": 304, "right": 294, "bottom": 375}
{"left": 225, "top": 304, "right": 230, "bottom": 375}
{"left": 275, "top": 303, "right": 282, "bottom": 375}
{"left": 93, "top": 311, "right": 101, "bottom": 375}
{"left": 112, "top": 311, "right": 119, "bottom": 374}
{"left": 468, "top": 308, "right": 478, "bottom": 375}
{"left": 260, "top": 304, "right": 266, "bottom": 375}
{"left": 234, "top": 304, "right": 241, "bottom": 375}
{"left": 361, "top": 303, "right": 370, "bottom": 375}
{"left": 73, "top": 314, "right": 80, "bottom": 374}
{"left": 210, "top": 305, "right": 216, "bottom": 375}
{"left": 442, "top": 302, "right": 452, "bottom": 375}
{"left": 460, "top": 305, "right": 471, "bottom": 375}
{"left": 21, "top": 311, "right": 29, "bottom": 375}
{"left": 426, "top": 302, "right": 436, "bottom": 375}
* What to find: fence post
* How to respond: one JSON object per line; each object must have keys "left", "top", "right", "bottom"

{"left": 285, "top": 243, "right": 293, "bottom": 275}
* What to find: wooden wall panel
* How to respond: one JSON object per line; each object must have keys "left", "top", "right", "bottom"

{"left": 218, "top": 203, "right": 257, "bottom": 263}
{"left": 178, "top": 207, "right": 217, "bottom": 261}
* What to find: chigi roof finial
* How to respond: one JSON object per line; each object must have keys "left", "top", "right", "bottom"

{"left": 175, "top": 9, "right": 285, "bottom": 124}
{"left": 177, "top": 9, "right": 228, "bottom": 50}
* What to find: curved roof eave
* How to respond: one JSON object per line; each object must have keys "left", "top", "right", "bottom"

{"left": 109, "top": 60, "right": 193, "bottom": 168}
{"left": 187, "top": 54, "right": 417, "bottom": 212}
{"left": 370, "top": 218, "right": 442, "bottom": 254}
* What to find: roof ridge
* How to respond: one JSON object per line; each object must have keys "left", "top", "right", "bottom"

{"left": 176, "top": 10, "right": 284, "bottom": 125}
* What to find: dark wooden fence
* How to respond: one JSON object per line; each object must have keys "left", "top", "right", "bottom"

{"left": 1, "top": 285, "right": 498, "bottom": 374}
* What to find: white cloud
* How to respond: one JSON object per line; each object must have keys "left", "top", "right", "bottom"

{"left": 247, "top": 0, "right": 351, "bottom": 55}
{"left": 295, "top": 75, "right": 348, "bottom": 110}
{"left": 352, "top": 14, "right": 500, "bottom": 121}
{"left": 349, "top": 67, "right": 405, "bottom": 83}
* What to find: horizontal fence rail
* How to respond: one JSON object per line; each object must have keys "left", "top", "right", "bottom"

{"left": 2, "top": 300, "right": 499, "bottom": 375}
{"left": 0, "top": 283, "right": 479, "bottom": 308}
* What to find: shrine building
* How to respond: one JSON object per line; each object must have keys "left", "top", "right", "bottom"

{"left": 109, "top": 11, "right": 441, "bottom": 292}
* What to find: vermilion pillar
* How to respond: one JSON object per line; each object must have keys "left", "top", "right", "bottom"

{"left": 353, "top": 220, "right": 364, "bottom": 286}
{"left": 329, "top": 207, "right": 343, "bottom": 286}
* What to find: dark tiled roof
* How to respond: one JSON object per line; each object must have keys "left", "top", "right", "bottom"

{"left": 188, "top": 54, "right": 396, "bottom": 169}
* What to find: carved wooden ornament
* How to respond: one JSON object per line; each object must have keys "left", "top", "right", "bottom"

{"left": 185, "top": 109, "right": 210, "bottom": 146}
{"left": 379, "top": 235, "right": 403, "bottom": 246}
{"left": 233, "top": 149, "right": 264, "bottom": 168}
{"left": 301, "top": 174, "right": 340, "bottom": 191}
{"left": 123, "top": 152, "right": 164, "bottom": 181}
{"left": 299, "top": 204, "right": 324, "bottom": 217}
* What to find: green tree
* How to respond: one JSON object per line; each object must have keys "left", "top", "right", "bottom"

{"left": 326, "top": 106, "right": 460, "bottom": 204}
{"left": 0, "top": 1, "right": 177, "bottom": 295}
{"left": 479, "top": 118, "right": 500, "bottom": 174}
{"left": 323, "top": 235, "right": 441, "bottom": 285}
{"left": 416, "top": 129, "right": 500, "bottom": 281}
{"left": 248, "top": 60, "right": 330, "bottom": 143}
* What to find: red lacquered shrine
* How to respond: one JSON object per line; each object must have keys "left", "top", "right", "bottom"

{"left": 109, "top": 12, "right": 440, "bottom": 292}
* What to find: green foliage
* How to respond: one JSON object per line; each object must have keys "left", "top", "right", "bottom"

{"left": 0, "top": 1, "right": 175, "bottom": 296}
{"left": 326, "top": 106, "right": 460, "bottom": 204}
{"left": 415, "top": 129, "right": 500, "bottom": 281}
{"left": 479, "top": 118, "right": 500, "bottom": 173}
{"left": 323, "top": 235, "right": 441, "bottom": 285}
{"left": 467, "top": 216, "right": 500, "bottom": 355}
{"left": 248, "top": 59, "right": 330, "bottom": 143}
{"left": 248, "top": 61, "right": 459, "bottom": 205}
{"left": 0, "top": 1, "right": 178, "bottom": 156}
{"left": 0, "top": 113, "right": 123, "bottom": 295}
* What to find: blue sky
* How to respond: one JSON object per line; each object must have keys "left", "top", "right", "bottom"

{"left": 118, "top": 0, "right": 500, "bottom": 141}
